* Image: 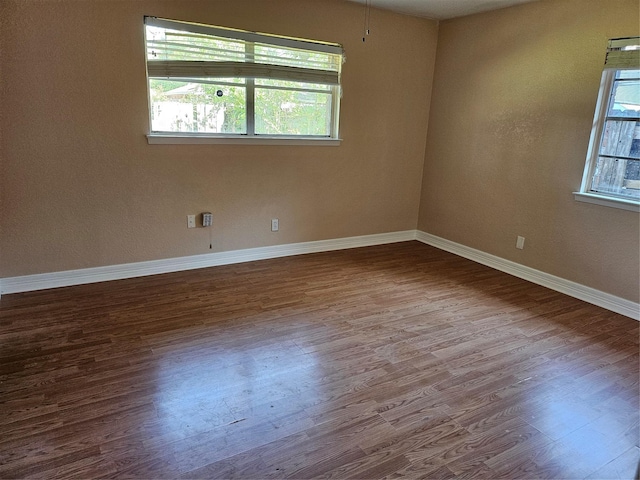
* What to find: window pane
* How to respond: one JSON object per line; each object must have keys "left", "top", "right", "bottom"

{"left": 599, "top": 120, "right": 640, "bottom": 158}
{"left": 149, "top": 79, "right": 246, "bottom": 133}
{"left": 608, "top": 78, "right": 640, "bottom": 118}
{"left": 591, "top": 157, "right": 640, "bottom": 199}
{"left": 144, "top": 19, "right": 342, "bottom": 139}
{"left": 255, "top": 88, "right": 332, "bottom": 136}
{"left": 616, "top": 69, "right": 640, "bottom": 80}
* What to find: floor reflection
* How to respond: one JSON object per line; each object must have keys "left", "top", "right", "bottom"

{"left": 153, "top": 337, "right": 321, "bottom": 442}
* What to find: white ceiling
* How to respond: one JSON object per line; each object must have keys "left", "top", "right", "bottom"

{"left": 346, "top": 0, "right": 538, "bottom": 20}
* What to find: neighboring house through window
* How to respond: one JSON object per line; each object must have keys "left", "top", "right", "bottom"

{"left": 576, "top": 37, "right": 640, "bottom": 211}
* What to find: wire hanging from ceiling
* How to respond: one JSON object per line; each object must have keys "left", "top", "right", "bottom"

{"left": 363, "top": 0, "right": 371, "bottom": 42}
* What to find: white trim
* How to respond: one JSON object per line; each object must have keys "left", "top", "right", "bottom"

{"left": 0, "top": 231, "right": 416, "bottom": 295}
{"left": 573, "top": 192, "right": 640, "bottom": 212}
{"left": 147, "top": 134, "right": 342, "bottom": 146}
{"left": 416, "top": 231, "right": 639, "bottom": 321}
{"left": 579, "top": 70, "right": 613, "bottom": 193}
{"left": 2, "top": 229, "right": 637, "bottom": 321}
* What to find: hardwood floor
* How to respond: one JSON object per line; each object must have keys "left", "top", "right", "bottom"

{"left": 1, "top": 241, "right": 638, "bottom": 479}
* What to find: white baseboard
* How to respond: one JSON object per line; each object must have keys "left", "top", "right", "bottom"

{"left": 2, "top": 229, "right": 637, "bottom": 321}
{"left": 416, "top": 231, "right": 639, "bottom": 321}
{"left": 0, "top": 230, "right": 417, "bottom": 296}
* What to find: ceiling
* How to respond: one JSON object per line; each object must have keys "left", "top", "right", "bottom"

{"left": 346, "top": 0, "right": 538, "bottom": 20}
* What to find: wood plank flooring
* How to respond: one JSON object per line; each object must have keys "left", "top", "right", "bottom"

{"left": 0, "top": 241, "right": 638, "bottom": 479}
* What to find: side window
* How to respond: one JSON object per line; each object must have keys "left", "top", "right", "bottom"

{"left": 577, "top": 38, "right": 640, "bottom": 210}
{"left": 144, "top": 17, "right": 344, "bottom": 142}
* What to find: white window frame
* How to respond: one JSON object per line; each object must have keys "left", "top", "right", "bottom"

{"left": 575, "top": 38, "right": 640, "bottom": 212}
{"left": 143, "top": 17, "right": 344, "bottom": 145}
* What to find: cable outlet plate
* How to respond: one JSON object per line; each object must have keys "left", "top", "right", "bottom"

{"left": 516, "top": 236, "right": 525, "bottom": 250}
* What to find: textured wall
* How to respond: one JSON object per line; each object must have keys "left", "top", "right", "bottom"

{"left": 0, "top": 0, "right": 438, "bottom": 277}
{"left": 4, "top": 0, "right": 637, "bottom": 306}
{"left": 418, "top": 0, "right": 640, "bottom": 302}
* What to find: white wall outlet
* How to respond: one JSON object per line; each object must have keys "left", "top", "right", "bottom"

{"left": 516, "top": 236, "right": 525, "bottom": 250}
{"left": 187, "top": 215, "right": 196, "bottom": 229}
{"left": 271, "top": 218, "right": 279, "bottom": 232}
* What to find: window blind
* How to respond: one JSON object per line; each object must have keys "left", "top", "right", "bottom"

{"left": 144, "top": 17, "right": 344, "bottom": 86}
{"left": 604, "top": 37, "right": 640, "bottom": 69}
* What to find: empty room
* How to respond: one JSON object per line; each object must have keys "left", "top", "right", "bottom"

{"left": 1, "top": 0, "right": 638, "bottom": 478}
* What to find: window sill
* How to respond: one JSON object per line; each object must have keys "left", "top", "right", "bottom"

{"left": 573, "top": 192, "right": 640, "bottom": 212}
{"left": 147, "top": 134, "right": 342, "bottom": 146}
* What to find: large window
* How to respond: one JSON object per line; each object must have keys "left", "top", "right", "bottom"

{"left": 144, "top": 17, "right": 344, "bottom": 143}
{"left": 577, "top": 38, "right": 640, "bottom": 210}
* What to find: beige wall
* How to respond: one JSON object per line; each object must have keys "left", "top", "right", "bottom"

{"left": 419, "top": 0, "right": 640, "bottom": 302}
{"left": 2, "top": 0, "right": 638, "bottom": 305}
{"left": 0, "top": 0, "right": 438, "bottom": 277}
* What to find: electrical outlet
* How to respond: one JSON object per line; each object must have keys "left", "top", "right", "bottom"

{"left": 187, "top": 215, "right": 196, "bottom": 228}
{"left": 271, "top": 218, "right": 279, "bottom": 232}
{"left": 516, "top": 236, "right": 525, "bottom": 250}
